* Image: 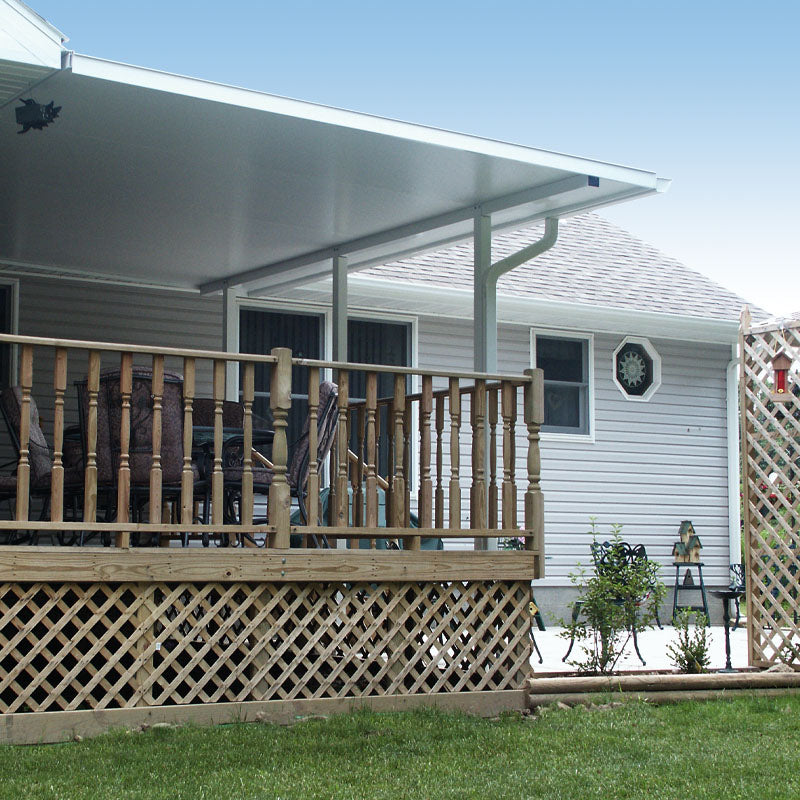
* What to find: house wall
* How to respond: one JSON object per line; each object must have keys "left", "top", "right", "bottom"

{"left": 6, "top": 276, "right": 735, "bottom": 616}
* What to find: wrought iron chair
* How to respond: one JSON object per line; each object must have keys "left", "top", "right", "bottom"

{"left": 77, "top": 368, "right": 209, "bottom": 545}
{"left": 219, "top": 381, "right": 339, "bottom": 545}
{"left": 729, "top": 563, "right": 745, "bottom": 630}
{"left": 0, "top": 386, "right": 83, "bottom": 543}
{"left": 563, "top": 539, "right": 662, "bottom": 666}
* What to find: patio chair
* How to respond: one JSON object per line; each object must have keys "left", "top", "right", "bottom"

{"left": 221, "top": 381, "right": 339, "bottom": 545}
{"left": 562, "top": 540, "right": 662, "bottom": 666}
{"left": 0, "top": 386, "right": 83, "bottom": 543}
{"left": 77, "top": 367, "right": 209, "bottom": 545}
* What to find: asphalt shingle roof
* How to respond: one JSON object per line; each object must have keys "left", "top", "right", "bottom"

{"left": 362, "top": 213, "right": 763, "bottom": 321}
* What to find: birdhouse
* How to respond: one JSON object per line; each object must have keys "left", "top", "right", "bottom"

{"left": 672, "top": 520, "right": 702, "bottom": 563}
{"left": 772, "top": 350, "right": 792, "bottom": 402}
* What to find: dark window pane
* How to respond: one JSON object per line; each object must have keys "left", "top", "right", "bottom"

{"left": 347, "top": 319, "right": 409, "bottom": 477}
{"left": 0, "top": 286, "right": 10, "bottom": 388}
{"left": 239, "top": 309, "right": 322, "bottom": 444}
{"left": 537, "top": 337, "right": 584, "bottom": 383}
{"left": 543, "top": 384, "right": 581, "bottom": 430}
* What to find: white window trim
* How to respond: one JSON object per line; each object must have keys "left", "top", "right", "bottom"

{"left": 611, "top": 335, "right": 662, "bottom": 402}
{"left": 530, "top": 327, "right": 595, "bottom": 443}
{"left": 236, "top": 294, "right": 420, "bottom": 490}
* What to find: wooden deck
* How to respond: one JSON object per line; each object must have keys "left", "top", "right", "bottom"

{"left": 0, "top": 333, "right": 544, "bottom": 742}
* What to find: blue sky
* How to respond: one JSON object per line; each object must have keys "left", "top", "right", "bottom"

{"left": 30, "top": 0, "right": 799, "bottom": 316}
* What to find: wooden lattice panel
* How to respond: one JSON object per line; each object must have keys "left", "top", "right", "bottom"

{"left": 0, "top": 580, "right": 531, "bottom": 713}
{"left": 741, "top": 317, "right": 800, "bottom": 667}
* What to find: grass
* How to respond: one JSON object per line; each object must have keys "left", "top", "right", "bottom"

{"left": 2, "top": 697, "right": 800, "bottom": 799}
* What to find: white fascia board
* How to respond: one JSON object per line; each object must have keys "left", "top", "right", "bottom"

{"left": 336, "top": 275, "right": 741, "bottom": 344}
{"left": 0, "top": 0, "right": 66, "bottom": 68}
{"left": 68, "top": 53, "right": 663, "bottom": 189}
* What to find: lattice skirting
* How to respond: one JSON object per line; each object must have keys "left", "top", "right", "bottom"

{"left": 0, "top": 580, "right": 532, "bottom": 713}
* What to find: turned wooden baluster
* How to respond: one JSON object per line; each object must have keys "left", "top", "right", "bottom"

{"left": 241, "top": 361, "right": 255, "bottom": 528}
{"left": 417, "top": 375, "right": 433, "bottom": 538}
{"left": 269, "top": 347, "right": 292, "bottom": 548}
{"left": 83, "top": 350, "right": 100, "bottom": 525}
{"left": 501, "top": 380, "right": 518, "bottom": 531}
{"left": 14, "top": 344, "right": 33, "bottom": 522}
{"left": 149, "top": 355, "right": 165, "bottom": 526}
{"left": 181, "top": 357, "right": 196, "bottom": 526}
{"left": 488, "top": 386, "right": 498, "bottom": 530}
{"left": 354, "top": 404, "right": 365, "bottom": 529}
{"left": 448, "top": 377, "right": 461, "bottom": 530}
{"left": 403, "top": 394, "right": 412, "bottom": 530}
{"left": 211, "top": 359, "right": 225, "bottom": 531}
{"left": 524, "top": 368, "right": 545, "bottom": 575}
{"left": 470, "top": 379, "right": 487, "bottom": 536}
{"left": 335, "top": 369, "right": 350, "bottom": 536}
{"left": 435, "top": 393, "right": 444, "bottom": 528}
{"left": 365, "top": 372, "right": 378, "bottom": 548}
{"left": 116, "top": 352, "right": 133, "bottom": 547}
{"left": 305, "top": 369, "right": 320, "bottom": 543}
{"left": 50, "top": 347, "right": 67, "bottom": 525}
{"left": 391, "top": 373, "right": 406, "bottom": 530}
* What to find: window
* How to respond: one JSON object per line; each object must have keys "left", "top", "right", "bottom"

{"left": 0, "top": 283, "right": 15, "bottom": 388}
{"left": 612, "top": 337, "right": 661, "bottom": 401}
{"left": 532, "top": 332, "right": 591, "bottom": 436}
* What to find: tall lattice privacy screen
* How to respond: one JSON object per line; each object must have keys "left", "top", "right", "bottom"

{"left": 740, "top": 310, "right": 800, "bottom": 667}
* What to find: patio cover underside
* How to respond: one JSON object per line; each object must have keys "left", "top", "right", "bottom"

{"left": 0, "top": 52, "right": 667, "bottom": 295}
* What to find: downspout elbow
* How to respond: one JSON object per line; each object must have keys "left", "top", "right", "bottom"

{"left": 486, "top": 217, "right": 559, "bottom": 286}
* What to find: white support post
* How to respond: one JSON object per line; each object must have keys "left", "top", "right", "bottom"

{"left": 332, "top": 254, "right": 348, "bottom": 362}
{"left": 473, "top": 213, "right": 495, "bottom": 374}
{"left": 222, "top": 284, "right": 240, "bottom": 401}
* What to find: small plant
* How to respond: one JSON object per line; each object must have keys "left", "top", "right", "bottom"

{"left": 667, "top": 610, "right": 712, "bottom": 673}
{"left": 561, "top": 520, "right": 665, "bottom": 674}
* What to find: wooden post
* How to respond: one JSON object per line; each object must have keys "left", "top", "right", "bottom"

{"left": 148, "top": 355, "right": 164, "bottom": 526}
{"left": 524, "top": 368, "right": 545, "bottom": 576}
{"left": 306, "top": 369, "right": 320, "bottom": 541}
{"left": 181, "top": 357, "right": 196, "bottom": 526}
{"left": 14, "top": 344, "right": 33, "bottom": 522}
{"left": 435, "top": 393, "right": 444, "bottom": 528}
{"left": 403, "top": 394, "right": 412, "bottom": 530}
{"left": 269, "top": 347, "right": 292, "bottom": 548}
{"left": 365, "top": 372, "right": 378, "bottom": 548}
{"left": 501, "top": 380, "right": 517, "bottom": 530}
{"left": 470, "top": 379, "right": 487, "bottom": 536}
{"left": 212, "top": 359, "right": 225, "bottom": 532}
{"left": 116, "top": 352, "right": 132, "bottom": 547}
{"left": 448, "top": 377, "right": 461, "bottom": 530}
{"left": 51, "top": 347, "right": 67, "bottom": 525}
{"left": 83, "top": 350, "right": 100, "bottom": 525}
{"left": 488, "top": 386, "right": 498, "bottom": 530}
{"left": 241, "top": 362, "right": 255, "bottom": 527}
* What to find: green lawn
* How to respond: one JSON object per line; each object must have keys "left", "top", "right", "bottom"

{"left": 2, "top": 697, "right": 800, "bottom": 799}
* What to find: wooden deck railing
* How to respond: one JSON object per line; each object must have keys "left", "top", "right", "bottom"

{"left": 0, "top": 334, "right": 544, "bottom": 566}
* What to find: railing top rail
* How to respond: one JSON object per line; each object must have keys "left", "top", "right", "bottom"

{"left": 0, "top": 333, "right": 279, "bottom": 364}
{"left": 293, "top": 357, "right": 532, "bottom": 383}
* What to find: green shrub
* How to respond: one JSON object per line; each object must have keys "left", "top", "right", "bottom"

{"left": 667, "top": 610, "right": 711, "bottom": 673}
{"left": 562, "top": 521, "right": 665, "bottom": 674}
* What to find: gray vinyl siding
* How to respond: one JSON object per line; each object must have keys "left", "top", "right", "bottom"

{"left": 13, "top": 276, "right": 222, "bottom": 437}
{"left": 4, "top": 275, "right": 734, "bottom": 585}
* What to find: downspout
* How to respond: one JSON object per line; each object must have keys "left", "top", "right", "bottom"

{"left": 474, "top": 216, "right": 559, "bottom": 373}
{"left": 726, "top": 347, "right": 741, "bottom": 566}
{"left": 473, "top": 215, "right": 559, "bottom": 551}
